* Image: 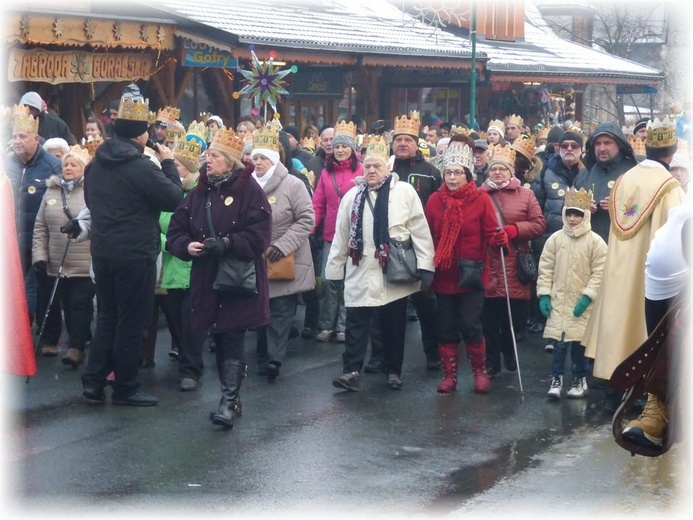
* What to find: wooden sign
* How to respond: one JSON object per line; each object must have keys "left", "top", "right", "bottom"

{"left": 8, "top": 48, "right": 155, "bottom": 85}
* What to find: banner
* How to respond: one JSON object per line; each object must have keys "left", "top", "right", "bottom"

{"left": 8, "top": 48, "right": 155, "bottom": 85}
{"left": 181, "top": 38, "right": 237, "bottom": 69}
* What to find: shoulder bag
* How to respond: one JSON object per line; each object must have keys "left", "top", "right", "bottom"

{"left": 458, "top": 259, "right": 484, "bottom": 290}
{"left": 267, "top": 249, "right": 295, "bottom": 281}
{"left": 489, "top": 193, "right": 538, "bottom": 285}
{"left": 205, "top": 193, "right": 258, "bottom": 296}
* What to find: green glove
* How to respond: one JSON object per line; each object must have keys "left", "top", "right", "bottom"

{"left": 539, "top": 295, "right": 552, "bottom": 318}
{"left": 573, "top": 295, "right": 592, "bottom": 317}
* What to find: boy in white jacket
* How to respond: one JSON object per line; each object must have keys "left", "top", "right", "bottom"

{"left": 537, "top": 188, "right": 607, "bottom": 399}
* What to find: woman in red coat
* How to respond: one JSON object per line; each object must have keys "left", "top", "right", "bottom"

{"left": 479, "top": 144, "right": 546, "bottom": 377}
{"left": 425, "top": 137, "right": 507, "bottom": 394}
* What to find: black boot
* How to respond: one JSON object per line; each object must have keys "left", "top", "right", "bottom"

{"left": 210, "top": 359, "right": 246, "bottom": 429}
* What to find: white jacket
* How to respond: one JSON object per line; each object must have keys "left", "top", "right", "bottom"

{"left": 325, "top": 173, "right": 435, "bottom": 307}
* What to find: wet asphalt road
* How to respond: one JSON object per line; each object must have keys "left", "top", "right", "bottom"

{"left": 3, "top": 307, "right": 688, "bottom": 516}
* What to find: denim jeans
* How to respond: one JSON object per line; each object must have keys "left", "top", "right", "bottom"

{"left": 318, "top": 241, "right": 346, "bottom": 332}
{"left": 551, "top": 340, "right": 589, "bottom": 378}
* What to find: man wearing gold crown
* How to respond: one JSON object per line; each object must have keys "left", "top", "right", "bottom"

{"left": 583, "top": 117, "right": 685, "bottom": 417}
{"left": 505, "top": 115, "right": 524, "bottom": 145}
{"left": 328, "top": 136, "right": 435, "bottom": 391}
{"left": 391, "top": 111, "right": 444, "bottom": 370}
{"left": 80, "top": 92, "right": 183, "bottom": 407}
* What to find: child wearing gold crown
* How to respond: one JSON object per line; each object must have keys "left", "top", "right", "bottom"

{"left": 536, "top": 188, "right": 607, "bottom": 399}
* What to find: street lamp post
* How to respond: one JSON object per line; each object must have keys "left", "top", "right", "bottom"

{"left": 470, "top": 0, "right": 477, "bottom": 129}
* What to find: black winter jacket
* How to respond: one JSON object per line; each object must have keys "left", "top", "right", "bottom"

{"left": 38, "top": 111, "right": 77, "bottom": 145}
{"left": 392, "top": 151, "right": 442, "bottom": 207}
{"left": 84, "top": 137, "right": 182, "bottom": 261}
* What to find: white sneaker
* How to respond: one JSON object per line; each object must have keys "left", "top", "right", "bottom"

{"left": 566, "top": 377, "right": 588, "bottom": 398}
{"left": 544, "top": 343, "right": 554, "bottom": 353}
{"left": 315, "top": 330, "right": 334, "bottom": 342}
{"left": 547, "top": 375, "right": 562, "bottom": 399}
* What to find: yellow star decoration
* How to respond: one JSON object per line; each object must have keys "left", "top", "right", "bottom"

{"left": 84, "top": 18, "right": 96, "bottom": 39}
{"left": 53, "top": 17, "right": 64, "bottom": 38}
{"left": 156, "top": 24, "right": 166, "bottom": 44}
{"left": 19, "top": 15, "right": 30, "bottom": 38}
{"left": 140, "top": 23, "right": 150, "bottom": 42}
{"left": 113, "top": 21, "right": 123, "bottom": 41}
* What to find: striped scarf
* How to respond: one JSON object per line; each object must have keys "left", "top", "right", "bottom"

{"left": 348, "top": 174, "right": 391, "bottom": 267}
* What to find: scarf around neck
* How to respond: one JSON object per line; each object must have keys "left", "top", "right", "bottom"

{"left": 434, "top": 181, "right": 479, "bottom": 270}
{"left": 207, "top": 169, "right": 234, "bottom": 187}
{"left": 348, "top": 174, "right": 392, "bottom": 268}
{"left": 60, "top": 176, "right": 81, "bottom": 194}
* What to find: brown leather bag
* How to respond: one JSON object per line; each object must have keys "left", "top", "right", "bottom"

{"left": 610, "top": 298, "right": 686, "bottom": 457}
{"left": 267, "top": 251, "right": 295, "bottom": 281}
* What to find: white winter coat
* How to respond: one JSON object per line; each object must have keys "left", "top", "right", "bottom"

{"left": 536, "top": 206, "right": 607, "bottom": 342}
{"left": 325, "top": 173, "right": 435, "bottom": 307}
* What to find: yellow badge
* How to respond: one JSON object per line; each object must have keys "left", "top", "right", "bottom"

{"left": 27, "top": 186, "right": 36, "bottom": 194}
{"left": 551, "top": 182, "right": 559, "bottom": 190}
{"left": 558, "top": 189, "right": 566, "bottom": 197}
{"left": 608, "top": 180, "right": 615, "bottom": 189}
{"left": 524, "top": 183, "right": 531, "bottom": 189}
{"left": 224, "top": 197, "right": 234, "bottom": 206}
{"left": 47, "top": 198, "right": 56, "bottom": 206}
{"left": 268, "top": 195, "right": 277, "bottom": 204}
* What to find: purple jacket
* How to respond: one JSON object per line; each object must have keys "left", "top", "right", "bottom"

{"left": 167, "top": 165, "right": 272, "bottom": 333}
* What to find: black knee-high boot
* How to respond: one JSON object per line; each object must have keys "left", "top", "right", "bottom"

{"left": 210, "top": 358, "right": 246, "bottom": 429}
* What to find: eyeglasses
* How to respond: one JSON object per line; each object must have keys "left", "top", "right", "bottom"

{"left": 444, "top": 169, "right": 466, "bottom": 177}
{"left": 560, "top": 142, "right": 581, "bottom": 150}
{"left": 488, "top": 166, "right": 509, "bottom": 173}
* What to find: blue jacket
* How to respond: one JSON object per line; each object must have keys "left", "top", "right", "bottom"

{"left": 5, "top": 146, "right": 62, "bottom": 263}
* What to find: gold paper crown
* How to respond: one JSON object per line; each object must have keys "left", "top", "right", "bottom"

{"left": 364, "top": 136, "right": 390, "bottom": 163}
{"left": 209, "top": 126, "right": 244, "bottom": 161}
{"left": 360, "top": 134, "right": 374, "bottom": 149}
{"left": 117, "top": 96, "right": 150, "bottom": 122}
{"left": 442, "top": 142, "right": 473, "bottom": 171}
{"left": 478, "top": 131, "right": 487, "bottom": 140}
{"left": 646, "top": 116, "right": 677, "bottom": 149}
{"left": 507, "top": 114, "right": 524, "bottom": 128}
{"left": 166, "top": 120, "right": 186, "bottom": 143}
{"left": 393, "top": 110, "right": 420, "bottom": 137}
{"left": 267, "top": 114, "right": 283, "bottom": 131}
{"left": 512, "top": 136, "right": 537, "bottom": 161}
{"left": 627, "top": 135, "right": 646, "bottom": 157}
{"left": 537, "top": 127, "right": 550, "bottom": 140}
{"left": 567, "top": 121, "right": 583, "bottom": 134}
{"left": 449, "top": 125, "right": 469, "bottom": 137}
{"left": 564, "top": 187, "right": 592, "bottom": 212}
{"left": 334, "top": 120, "right": 357, "bottom": 139}
{"left": 156, "top": 106, "right": 180, "bottom": 123}
{"left": 252, "top": 125, "right": 281, "bottom": 153}
{"left": 487, "top": 119, "right": 505, "bottom": 135}
{"left": 186, "top": 120, "right": 208, "bottom": 143}
{"left": 198, "top": 112, "right": 211, "bottom": 124}
{"left": 147, "top": 111, "right": 157, "bottom": 125}
{"left": 83, "top": 136, "right": 103, "bottom": 157}
{"left": 488, "top": 143, "right": 516, "bottom": 165}
{"left": 173, "top": 134, "right": 204, "bottom": 173}
{"left": 11, "top": 104, "right": 38, "bottom": 133}
{"left": 65, "top": 144, "right": 92, "bottom": 165}
{"left": 301, "top": 136, "right": 316, "bottom": 151}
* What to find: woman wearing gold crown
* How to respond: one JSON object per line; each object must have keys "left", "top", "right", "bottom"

{"left": 31, "top": 145, "right": 95, "bottom": 366}
{"left": 480, "top": 144, "right": 545, "bottom": 377}
{"left": 167, "top": 126, "right": 271, "bottom": 429}
{"left": 424, "top": 136, "right": 505, "bottom": 394}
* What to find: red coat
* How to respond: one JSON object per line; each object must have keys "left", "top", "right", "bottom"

{"left": 425, "top": 185, "right": 498, "bottom": 294}
{"left": 479, "top": 178, "right": 546, "bottom": 300}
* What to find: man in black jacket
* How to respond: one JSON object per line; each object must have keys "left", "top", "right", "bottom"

{"left": 20, "top": 91, "right": 76, "bottom": 145}
{"left": 391, "top": 111, "right": 442, "bottom": 370}
{"left": 81, "top": 93, "right": 183, "bottom": 407}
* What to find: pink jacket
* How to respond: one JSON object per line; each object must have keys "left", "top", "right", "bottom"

{"left": 312, "top": 160, "right": 363, "bottom": 242}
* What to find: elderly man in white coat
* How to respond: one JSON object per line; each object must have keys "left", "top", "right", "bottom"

{"left": 326, "top": 137, "right": 435, "bottom": 391}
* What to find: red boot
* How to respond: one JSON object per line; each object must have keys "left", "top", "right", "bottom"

{"left": 466, "top": 341, "right": 490, "bottom": 393}
{"left": 437, "top": 343, "right": 459, "bottom": 393}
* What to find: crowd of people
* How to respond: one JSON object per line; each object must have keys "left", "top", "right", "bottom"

{"left": 3, "top": 86, "right": 690, "bottom": 450}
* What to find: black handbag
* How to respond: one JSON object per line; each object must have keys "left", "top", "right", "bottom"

{"left": 489, "top": 193, "right": 538, "bottom": 285}
{"left": 458, "top": 259, "right": 484, "bottom": 289}
{"left": 386, "top": 238, "right": 420, "bottom": 285}
{"left": 205, "top": 194, "right": 258, "bottom": 297}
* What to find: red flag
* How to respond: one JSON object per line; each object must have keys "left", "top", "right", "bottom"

{"left": 0, "top": 168, "right": 36, "bottom": 377}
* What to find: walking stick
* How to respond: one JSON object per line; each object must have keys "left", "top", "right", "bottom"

{"left": 31, "top": 240, "right": 71, "bottom": 364}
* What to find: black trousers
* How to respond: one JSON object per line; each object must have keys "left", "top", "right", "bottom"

{"left": 482, "top": 297, "right": 527, "bottom": 372}
{"left": 410, "top": 290, "right": 438, "bottom": 359}
{"left": 141, "top": 293, "right": 183, "bottom": 363}
{"left": 82, "top": 257, "right": 156, "bottom": 397}
{"left": 645, "top": 297, "right": 675, "bottom": 336}
{"left": 343, "top": 297, "right": 408, "bottom": 375}
{"left": 436, "top": 291, "right": 485, "bottom": 345}
{"left": 37, "top": 274, "right": 95, "bottom": 350}
{"left": 168, "top": 288, "right": 205, "bottom": 381}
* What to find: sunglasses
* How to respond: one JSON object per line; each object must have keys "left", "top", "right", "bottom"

{"left": 560, "top": 142, "right": 581, "bottom": 150}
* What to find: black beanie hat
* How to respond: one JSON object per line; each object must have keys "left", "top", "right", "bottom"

{"left": 114, "top": 119, "right": 149, "bottom": 139}
{"left": 283, "top": 125, "right": 300, "bottom": 142}
{"left": 547, "top": 126, "right": 564, "bottom": 143}
{"left": 633, "top": 117, "right": 649, "bottom": 135}
{"left": 560, "top": 131, "right": 584, "bottom": 149}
